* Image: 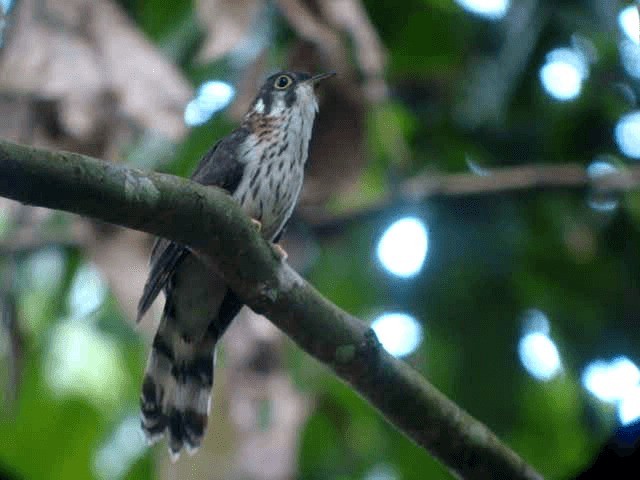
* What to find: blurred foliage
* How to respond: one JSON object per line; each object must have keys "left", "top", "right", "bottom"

{"left": 2, "top": 0, "right": 640, "bottom": 479}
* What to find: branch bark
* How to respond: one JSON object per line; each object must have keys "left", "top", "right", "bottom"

{"left": 0, "top": 139, "right": 542, "bottom": 480}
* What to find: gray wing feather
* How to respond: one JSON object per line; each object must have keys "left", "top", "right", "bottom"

{"left": 136, "top": 129, "right": 249, "bottom": 322}
{"left": 137, "top": 239, "right": 187, "bottom": 322}
{"left": 190, "top": 129, "right": 248, "bottom": 192}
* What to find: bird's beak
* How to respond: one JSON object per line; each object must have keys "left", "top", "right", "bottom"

{"left": 308, "top": 72, "right": 336, "bottom": 84}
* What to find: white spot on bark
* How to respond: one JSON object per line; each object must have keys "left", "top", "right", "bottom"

{"left": 124, "top": 172, "right": 160, "bottom": 205}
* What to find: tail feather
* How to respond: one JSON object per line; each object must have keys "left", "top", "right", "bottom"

{"left": 139, "top": 248, "right": 243, "bottom": 459}
{"left": 140, "top": 305, "right": 218, "bottom": 458}
{"left": 140, "top": 370, "right": 169, "bottom": 442}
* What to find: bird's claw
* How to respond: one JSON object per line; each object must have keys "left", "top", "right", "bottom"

{"left": 271, "top": 243, "right": 288, "bottom": 262}
{"left": 251, "top": 218, "right": 262, "bottom": 231}
{"left": 249, "top": 219, "right": 286, "bottom": 261}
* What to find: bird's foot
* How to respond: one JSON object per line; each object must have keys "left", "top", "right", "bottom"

{"left": 271, "top": 243, "right": 288, "bottom": 262}
{"left": 249, "top": 219, "right": 286, "bottom": 261}
{"left": 250, "top": 218, "right": 262, "bottom": 232}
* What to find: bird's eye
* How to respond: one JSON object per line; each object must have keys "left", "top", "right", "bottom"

{"left": 274, "top": 75, "right": 293, "bottom": 89}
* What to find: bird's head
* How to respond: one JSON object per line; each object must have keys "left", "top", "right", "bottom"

{"left": 247, "top": 71, "right": 335, "bottom": 120}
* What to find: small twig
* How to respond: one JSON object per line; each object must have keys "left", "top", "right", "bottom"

{"left": 300, "top": 163, "right": 640, "bottom": 233}
{"left": 401, "top": 163, "right": 638, "bottom": 196}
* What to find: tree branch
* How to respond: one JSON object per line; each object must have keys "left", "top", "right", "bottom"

{"left": 301, "top": 163, "right": 640, "bottom": 234}
{"left": 0, "top": 139, "right": 542, "bottom": 480}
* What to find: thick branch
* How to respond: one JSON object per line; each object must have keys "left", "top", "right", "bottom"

{"left": 0, "top": 140, "right": 542, "bottom": 480}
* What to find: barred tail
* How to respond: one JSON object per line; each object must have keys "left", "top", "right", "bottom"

{"left": 140, "top": 304, "right": 218, "bottom": 459}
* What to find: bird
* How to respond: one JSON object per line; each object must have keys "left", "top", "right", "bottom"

{"left": 136, "top": 70, "right": 334, "bottom": 459}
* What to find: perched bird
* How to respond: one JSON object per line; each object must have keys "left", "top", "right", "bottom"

{"left": 137, "top": 71, "right": 334, "bottom": 459}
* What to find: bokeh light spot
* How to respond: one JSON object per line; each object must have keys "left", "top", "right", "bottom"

{"left": 0, "top": 0, "right": 13, "bottom": 48}
{"left": 68, "top": 263, "right": 108, "bottom": 318}
{"left": 587, "top": 159, "right": 619, "bottom": 179}
{"left": 521, "top": 309, "right": 550, "bottom": 336}
{"left": 620, "top": 38, "right": 640, "bottom": 78}
{"left": 619, "top": 385, "right": 640, "bottom": 426}
{"left": 0, "top": 0, "right": 13, "bottom": 14}
{"left": 184, "top": 80, "right": 235, "bottom": 127}
{"left": 583, "top": 356, "right": 640, "bottom": 425}
{"left": 45, "top": 321, "right": 127, "bottom": 409}
{"left": 377, "top": 217, "right": 429, "bottom": 278}
{"left": 24, "top": 248, "right": 66, "bottom": 291}
{"left": 465, "top": 155, "right": 491, "bottom": 176}
{"left": 586, "top": 157, "right": 620, "bottom": 212}
{"left": 615, "top": 111, "right": 640, "bottom": 159}
{"left": 371, "top": 312, "right": 423, "bottom": 358}
{"left": 582, "top": 356, "right": 640, "bottom": 404}
{"left": 454, "top": 0, "right": 510, "bottom": 20}
{"left": 619, "top": 5, "right": 640, "bottom": 45}
{"left": 364, "top": 464, "right": 399, "bottom": 480}
{"left": 539, "top": 48, "right": 588, "bottom": 101}
{"left": 518, "top": 332, "right": 562, "bottom": 381}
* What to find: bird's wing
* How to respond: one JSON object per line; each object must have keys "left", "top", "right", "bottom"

{"left": 137, "top": 238, "right": 187, "bottom": 322}
{"left": 137, "top": 130, "right": 249, "bottom": 323}
{"left": 190, "top": 128, "right": 248, "bottom": 191}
